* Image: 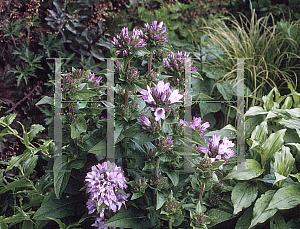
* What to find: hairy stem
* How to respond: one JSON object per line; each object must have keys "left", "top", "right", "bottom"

{"left": 154, "top": 157, "right": 160, "bottom": 177}
{"left": 148, "top": 51, "right": 153, "bottom": 72}
{"left": 199, "top": 183, "right": 205, "bottom": 202}
{"left": 125, "top": 90, "right": 129, "bottom": 105}
{"left": 169, "top": 219, "right": 172, "bottom": 229}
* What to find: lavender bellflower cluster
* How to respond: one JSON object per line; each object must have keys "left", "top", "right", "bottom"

{"left": 197, "top": 135, "right": 235, "bottom": 170}
{"left": 141, "top": 80, "right": 183, "bottom": 121}
{"left": 85, "top": 161, "right": 130, "bottom": 229}
{"left": 111, "top": 27, "right": 146, "bottom": 56}
{"left": 180, "top": 117, "right": 210, "bottom": 137}
{"left": 141, "top": 21, "right": 168, "bottom": 47}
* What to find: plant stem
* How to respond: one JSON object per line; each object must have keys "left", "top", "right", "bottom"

{"left": 199, "top": 183, "right": 205, "bottom": 202}
{"left": 148, "top": 51, "right": 153, "bottom": 72}
{"left": 154, "top": 157, "right": 160, "bottom": 177}
{"left": 169, "top": 219, "right": 172, "bottom": 229}
{"left": 125, "top": 90, "right": 129, "bottom": 105}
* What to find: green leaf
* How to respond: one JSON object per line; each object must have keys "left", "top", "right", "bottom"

{"left": 36, "top": 96, "right": 54, "bottom": 106}
{"left": 103, "top": 209, "right": 150, "bottom": 228}
{"left": 273, "top": 146, "right": 295, "bottom": 187}
{"left": 224, "top": 159, "right": 264, "bottom": 180}
{"left": 28, "top": 124, "right": 45, "bottom": 142}
{"left": 33, "top": 198, "right": 78, "bottom": 220}
{"left": 156, "top": 191, "right": 166, "bottom": 210}
{"left": 22, "top": 155, "right": 38, "bottom": 177}
{"left": 289, "top": 173, "right": 300, "bottom": 182}
{"left": 0, "top": 128, "right": 16, "bottom": 138}
{"left": 53, "top": 155, "right": 71, "bottom": 199}
{"left": 216, "top": 81, "right": 235, "bottom": 101}
{"left": 235, "top": 206, "right": 253, "bottom": 229}
{"left": 0, "top": 113, "right": 17, "bottom": 127}
{"left": 131, "top": 192, "right": 143, "bottom": 200}
{"left": 266, "top": 185, "right": 300, "bottom": 210}
{"left": 70, "top": 115, "right": 87, "bottom": 139}
{"left": 281, "top": 96, "right": 293, "bottom": 109}
{"left": 205, "top": 209, "right": 232, "bottom": 227}
{"left": 263, "top": 89, "right": 275, "bottom": 111}
{"left": 205, "top": 124, "right": 237, "bottom": 140}
{"left": 47, "top": 218, "right": 66, "bottom": 229}
{"left": 5, "top": 151, "right": 32, "bottom": 172}
{"left": 18, "top": 121, "right": 30, "bottom": 148}
{"left": 21, "top": 220, "right": 34, "bottom": 229}
{"left": 88, "top": 138, "right": 106, "bottom": 156}
{"left": 251, "top": 120, "right": 268, "bottom": 146}
{"left": 202, "top": 67, "right": 222, "bottom": 80}
{"left": 73, "top": 89, "right": 97, "bottom": 100}
{"left": 0, "top": 180, "right": 33, "bottom": 194}
{"left": 231, "top": 182, "right": 258, "bottom": 215}
{"left": 261, "top": 129, "right": 286, "bottom": 168}
{"left": 275, "top": 118, "right": 300, "bottom": 130}
{"left": 270, "top": 212, "right": 288, "bottom": 229}
{"left": 249, "top": 190, "right": 277, "bottom": 228}
{"left": 245, "top": 106, "right": 267, "bottom": 117}
{"left": 199, "top": 102, "right": 221, "bottom": 118}
{"left": 165, "top": 170, "right": 179, "bottom": 186}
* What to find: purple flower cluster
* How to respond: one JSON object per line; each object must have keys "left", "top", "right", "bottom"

{"left": 141, "top": 21, "right": 168, "bottom": 47}
{"left": 141, "top": 80, "right": 183, "bottom": 121}
{"left": 163, "top": 51, "right": 197, "bottom": 72}
{"left": 89, "top": 72, "right": 103, "bottom": 86}
{"left": 85, "top": 161, "right": 130, "bottom": 229}
{"left": 180, "top": 117, "right": 210, "bottom": 137}
{"left": 197, "top": 135, "right": 235, "bottom": 170}
{"left": 157, "top": 135, "right": 174, "bottom": 151}
{"left": 139, "top": 115, "right": 161, "bottom": 133}
{"left": 111, "top": 27, "right": 146, "bottom": 56}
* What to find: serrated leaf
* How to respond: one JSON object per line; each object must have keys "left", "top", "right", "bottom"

{"left": 28, "top": 124, "right": 45, "bottom": 142}
{"left": 70, "top": 115, "right": 87, "bottom": 139}
{"left": 231, "top": 182, "right": 258, "bottom": 215}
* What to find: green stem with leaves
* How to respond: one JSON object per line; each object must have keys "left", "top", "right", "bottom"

{"left": 199, "top": 183, "right": 205, "bottom": 202}
{"left": 169, "top": 219, "right": 172, "bottom": 229}
{"left": 148, "top": 51, "right": 153, "bottom": 73}
{"left": 154, "top": 158, "right": 160, "bottom": 177}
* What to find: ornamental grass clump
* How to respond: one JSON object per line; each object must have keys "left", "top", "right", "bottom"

{"left": 85, "top": 161, "right": 130, "bottom": 229}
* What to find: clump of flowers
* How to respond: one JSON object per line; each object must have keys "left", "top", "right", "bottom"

{"left": 149, "top": 176, "right": 167, "bottom": 190}
{"left": 140, "top": 80, "right": 183, "bottom": 121}
{"left": 111, "top": 27, "right": 146, "bottom": 56}
{"left": 85, "top": 161, "right": 130, "bottom": 228}
{"left": 141, "top": 20, "right": 168, "bottom": 48}
{"left": 157, "top": 135, "right": 173, "bottom": 152}
{"left": 191, "top": 213, "right": 208, "bottom": 229}
{"left": 119, "top": 102, "right": 139, "bottom": 121}
{"left": 197, "top": 135, "right": 235, "bottom": 170}
{"left": 163, "top": 51, "right": 197, "bottom": 86}
{"left": 179, "top": 117, "right": 210, "bottom": 137}
{"left": 131, "top": 177, "right": 148, "bottom": 193}
{"left": 88, "top": 72, "right": 103, "bottom": 86}
{"left": 139, "top": 115, "right": 161, "bottom": 133}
